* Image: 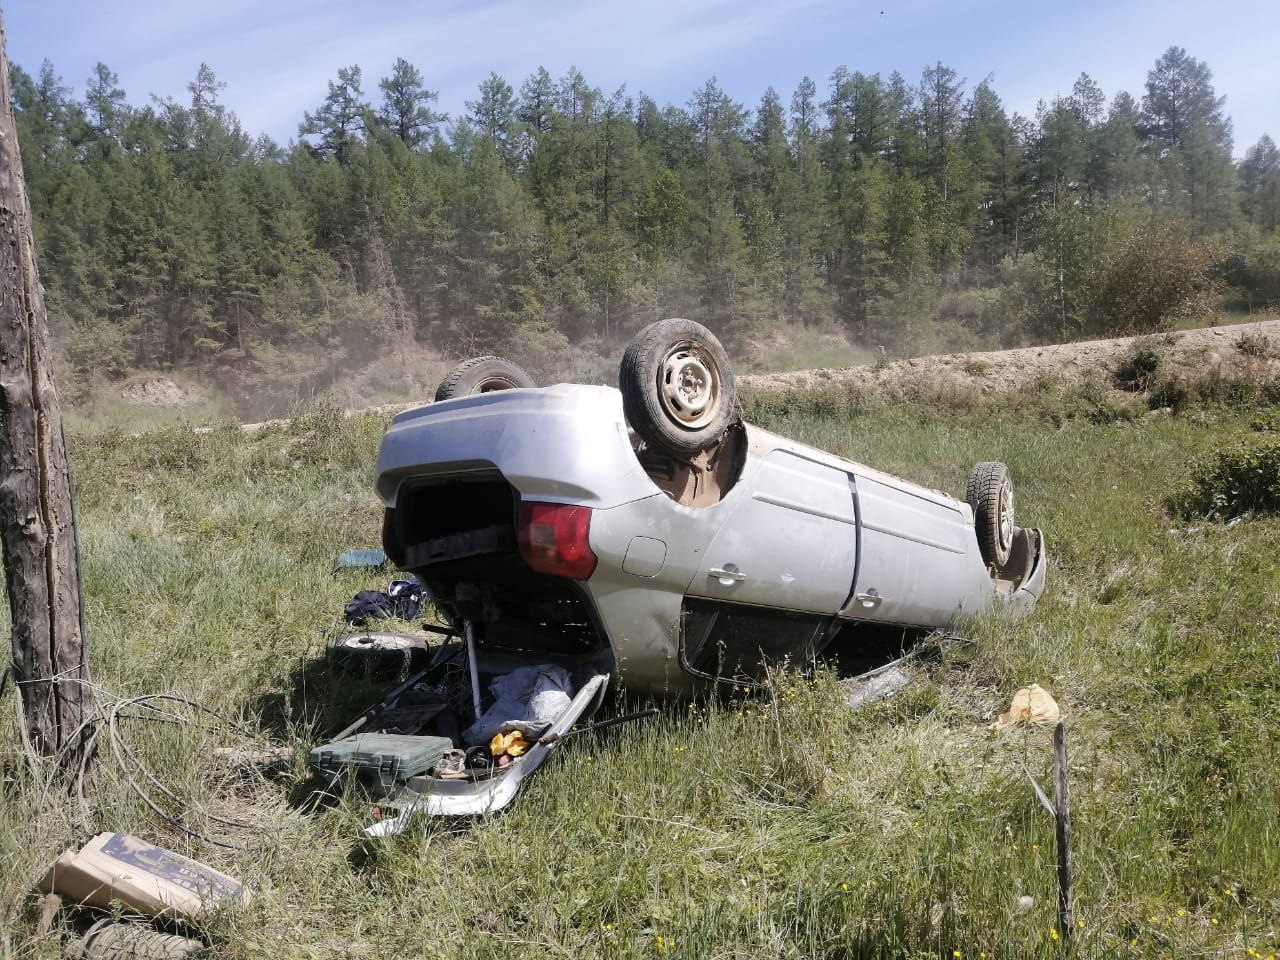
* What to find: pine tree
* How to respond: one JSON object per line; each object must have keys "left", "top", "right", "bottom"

{"left": 84, "top": 62, "right": 127, "bottom": 143}
{"left": 1141, "top": 47, "right": 1235, "bottom": 229}
{"left": 377, "top": 58, "right": 445, "bottom": 149}
{"left": 1240, "top": 135, "right": 1280, "bottom": 232}
{"left": 300, "top": 66, "right": 368, "bottom": 164}
{"left": 467, "top": 73, "right": 520, "bottom": 165}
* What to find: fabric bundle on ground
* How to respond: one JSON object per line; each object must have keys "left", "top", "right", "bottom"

{"left": 463, "top": 664, "right": 574, "bottom": 745}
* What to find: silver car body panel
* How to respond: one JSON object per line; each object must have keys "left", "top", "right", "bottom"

{"left": 375, "top": 383, "right": 1045, "bottom": 696}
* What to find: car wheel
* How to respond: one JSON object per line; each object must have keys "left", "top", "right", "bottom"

{"left": 967, "top": 461, "right": 1017, "bottom": 569}
{"left": 327, "top": 631, "right": 430, "bottom": 677}
{"left": 434, "top": 356, "right": 535, "bottom": 401}
{"left": 619, "top": 318, "right": 737, "bottom": 459}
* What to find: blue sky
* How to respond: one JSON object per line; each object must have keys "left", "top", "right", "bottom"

{"left": 8, "top": 0, "right": 1278, "bottom": 154}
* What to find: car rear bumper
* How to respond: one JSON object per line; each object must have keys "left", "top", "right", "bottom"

{"left": 375, "top": 384, "right": 655, "bottom": 510}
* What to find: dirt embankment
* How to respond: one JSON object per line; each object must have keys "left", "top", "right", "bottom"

{"left": 233, "top": 318, "right": 1278, "bottom": 431}
{"left": 738, "top": 318, "right": 1280, "bottom": 397}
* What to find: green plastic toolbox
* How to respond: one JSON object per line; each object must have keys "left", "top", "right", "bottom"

{"left": 310, "top": 733, "right": 453, "bottom": 795}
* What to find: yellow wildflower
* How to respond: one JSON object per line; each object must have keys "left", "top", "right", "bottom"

{"left": 1050, "top": 928, "right": 1059, "bottom": 942}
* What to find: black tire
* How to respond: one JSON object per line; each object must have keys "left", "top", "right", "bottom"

{"left": 327, "top": 631, "right": 429, "bottom": 678}
{"left": 966, "top": 461, "right": 1016, "bottom": 569}
{"left": 434, "top": 356, "right": 535, "bottom": 401}
{"left": 619, "top": 318, "right": 737, "bottom": 459}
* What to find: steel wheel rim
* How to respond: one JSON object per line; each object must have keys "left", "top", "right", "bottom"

{"left": 658, "top": 342, "right": 721, "bottom": 430}
{"left": 998, "top": 483, "right": 1015, "bottom": 553}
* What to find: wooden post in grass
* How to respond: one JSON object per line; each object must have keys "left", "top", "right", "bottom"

{"left": 1053, "top": 722, "right": 1074, "bottom": 943}
{"left": 0, "top": 11, "right": 94, "bottom": 781}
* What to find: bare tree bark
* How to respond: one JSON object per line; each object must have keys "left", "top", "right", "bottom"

{"left": 0, "top": 11, "right": 94, "bottom": 779}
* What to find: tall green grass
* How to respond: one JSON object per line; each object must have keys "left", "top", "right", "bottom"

{"left": 2, "top": 389, "right": 1278, "bottom": 959}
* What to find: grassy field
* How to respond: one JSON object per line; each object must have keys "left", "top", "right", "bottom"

{"left": 2, "top": 382, "right": 1279, "bottom": 959}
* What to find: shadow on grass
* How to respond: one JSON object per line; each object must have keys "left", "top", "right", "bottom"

{"left": 253, "top": 644, "right": 430, "bottom": 743}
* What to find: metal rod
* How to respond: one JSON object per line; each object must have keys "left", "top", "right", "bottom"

{"left": 1053, "top": 722, "right": 1075, "bottom": 943}
{"left": 465, "top": 620, "right": 483, "bottom": 722}
{"left": 540, "top": 708, "right": 659, "bottom": 745}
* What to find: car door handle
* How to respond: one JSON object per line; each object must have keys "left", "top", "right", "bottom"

{"left": 853, "top": 590, "right": 882, "bottom": 610}
{"left": 709, "top": 564, "right": 746, "bottom": 585}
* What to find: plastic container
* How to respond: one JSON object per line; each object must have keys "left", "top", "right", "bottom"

{"left": 310, "top": 733, "right": 453, "bottom": 794}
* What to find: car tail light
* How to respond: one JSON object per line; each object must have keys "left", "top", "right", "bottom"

{"left": 517, "top": 501, "right": 597, "bottom": 580}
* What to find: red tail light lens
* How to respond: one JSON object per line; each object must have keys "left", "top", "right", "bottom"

{"left": 517, "top": 502, "right": 597, "bottom": 580}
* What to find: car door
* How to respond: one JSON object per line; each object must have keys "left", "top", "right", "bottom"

{"left": 844, "top": 467, "right": 976, "bottom": 627}
{"left": 680, "top": 449, "right": 857, "bottom": 682}
{"left": 688, "top": 448, "right": 857, "bottom": 613}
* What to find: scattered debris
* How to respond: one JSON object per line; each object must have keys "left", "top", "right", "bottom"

{"left": 213, "top": 746, "right": 293, "bottom": 780}
{"left": 841, "top": 665, "right": 912, "bottom": 709}
{"left": 71, "top": 919, "right": 203, "bottom": 960}
{"left": 990, "top": 683, "right": 1061, "bottom": 731}
{"left": 334, "top": 548, "right": 388, "bottom": 571}
{"left": 40, "top": 833, "right": 248, "bottom": 921}
{"left": 462, "top": 664, "right": 573, "bottom": 745}
{"left": 310, "top": 733, "right": 454, "bottom": 797}
{"left": 343, "top": 576, "right": 426, "bottom": 625}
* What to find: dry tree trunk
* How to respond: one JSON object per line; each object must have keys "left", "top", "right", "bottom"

{"left": 0, "top": 11, "right": 94, "bottom": 781}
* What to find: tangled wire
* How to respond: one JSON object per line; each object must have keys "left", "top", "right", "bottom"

{"left": 5, "top": 671, "right": 274, "bottom": 851}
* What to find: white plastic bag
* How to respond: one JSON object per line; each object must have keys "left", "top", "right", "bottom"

{"left": 463, "top": 664, "right": 574, "bottom": 745}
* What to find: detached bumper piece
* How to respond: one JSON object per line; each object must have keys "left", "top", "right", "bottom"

{"left": 361, "top": 673, "right": 610, "bottom": 837}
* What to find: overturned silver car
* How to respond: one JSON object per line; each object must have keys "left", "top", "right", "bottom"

{"left": 375, "top": 320, "right": 1046, "bottom": 700}
{"left": 347, "top": 319, "right": 1045, "bottom": 827}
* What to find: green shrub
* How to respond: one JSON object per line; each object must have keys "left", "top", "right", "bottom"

{"left": 1168, "top": 436, "right": 1280, "bottom": 519}
{"left": 1251, "top": 408, "right": 1280, "bottom": 432}
{"left": 1087, "top": 219, "right": 1222, "bottom": 334}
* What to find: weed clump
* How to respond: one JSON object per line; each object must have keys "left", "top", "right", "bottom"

{"left": 1113, "top": 340, "right": 1165, "bottom": 392}
{"left": 1235, "top": 331, "right": 1274, "bottom": 358}
{"left": 1167, "top": 436, "right": 1280, "bottom": 519}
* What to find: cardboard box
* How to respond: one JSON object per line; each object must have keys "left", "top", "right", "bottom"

{"left": 40, "top": 833, "right": 248, "bottom": 920}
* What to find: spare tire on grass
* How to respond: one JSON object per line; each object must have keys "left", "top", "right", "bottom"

{"left": 434, "top": 356, "right": 535, "bottom": 401}
{"left": 327, "top": 631, "right": 430, "bottom": 678}
{"left": 619, "top": 318, "right": 736, "bottom": 459}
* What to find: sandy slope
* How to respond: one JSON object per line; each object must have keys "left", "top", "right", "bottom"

{"left": 236, "top": 318, "right": 1278, "bottom": 430}
{"left": 738, "top": 318, "right": 1280, "bottom": 397}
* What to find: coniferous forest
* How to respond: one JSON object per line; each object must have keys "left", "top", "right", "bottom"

{"left": 10, "top": 48, "right": 1280, "bottom": 402}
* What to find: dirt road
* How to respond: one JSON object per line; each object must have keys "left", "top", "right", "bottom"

{"left": 738, "top": 317, "right": 1280, "bottom": 397}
